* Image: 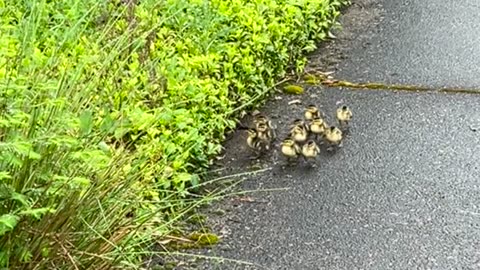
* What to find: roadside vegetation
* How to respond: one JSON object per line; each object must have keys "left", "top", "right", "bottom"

{"left": 0, "top": 0, "right": 347, "bottom": 268}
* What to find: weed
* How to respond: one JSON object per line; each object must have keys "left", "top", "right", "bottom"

{"left": 0, "top": 0, "right": 347, "bottom": 268}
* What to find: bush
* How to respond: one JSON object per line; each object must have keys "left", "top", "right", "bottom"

{"left": 0, "top": 0, "right": 347, "bottom": 268}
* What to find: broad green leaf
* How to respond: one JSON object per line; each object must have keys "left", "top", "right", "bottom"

{"left": 0, "top": 171, "right": 12, "bottom": 181}
{"left": 10, "top": 141, "right": 41, "bottom": 160}
{"left": 79, "top": 110, "right": 93, "bottom": 135}
{"left": 0, "top": 251, "right": 8, "bottom": 266}
{"left": 100, "top": 114, "right": 115, "bottom": 133}
{"left": 0, "top": 214, "right": 20, "bottom": 236}
{"left": 72, "top": 177, "right": 91, "bottom": 187}
{"left": 174, "top": 173, "right": 191, "bottom": 184}
{"left": 28, "top": 150, "right": 41, "bottom": 160}
{"left": 11, "top": 192, "right": 30, "bottom": 207}
{"left": 190, "top": 173, "right": 200, "bottom": 188}
{"left": 98, "top": 141, "right": 111, "bottom": 153}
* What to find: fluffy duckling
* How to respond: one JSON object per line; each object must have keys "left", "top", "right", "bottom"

{"left": 336, "top": 105, "right": 353, "bottom": 129}
{"left": 301, "top": 140, "right": 320, "bottom": 164}
{"left": 304, "top": 104, "right": 321, "bottom": 121}
{"left": 253, "top": 114, "right": 277, "bottom": 140}
{"left": 291, "top": 118, "right": 310, "bottom": 132}
{"left": 324, "top": 126, "right": 343, "bottom": 151}
{"left": 256, "top": 122, "right": 274, "bottom": 150}
{"left": 280, "top": 138, "right": 301, "bottom": 162}
{"left": 309, "top": 117, "right": 328, "bottom": 140}
{"left": 246, "top": 129, "right": 264, "bottom": 158}
{"left": 246, "top": 129, "right": 260, "bottom": 149}
{"left": 289, "top": 125, "right": 308, "bottom": 144}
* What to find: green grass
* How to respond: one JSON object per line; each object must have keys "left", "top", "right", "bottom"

{"left": 0, "top": 0, "right": 347, "bottom": 268}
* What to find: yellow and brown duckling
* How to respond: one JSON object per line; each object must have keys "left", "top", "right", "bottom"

{"left": 324, "top": 126, "right": 343, "bottom": 151}
{"left": 246, "top": 129, "right": 266, "bottom": 159}
{"left": 301, "top": 140, "right": 320, "bottom": 163}
{"left": 291, "top": 118, "right": 310, "bottom": 132}
{"left": 289, "top": 124, "right": 308, "bottom": 144}
{"left": 246, "top": 128, "right": 260, "bottom": 149}
{"left": 280, "top": 137, "right": 301, "bottom": 162}
{"left": 253, "top": 114, "right": 268, "bottom": 127}
{"left": 336, "top": 105, "right": 353, "bottom": 129}
{"left": 256, "top": 122, "right": 274, "bottom": 150}
{"left": 309, "top": 117, "right": 328, "bottom": 140}
{"left": 304, "top": 104, "right": 322, "bottom": 121}
{"left": 253, "top": 113, "right": 277, "bottom": 140}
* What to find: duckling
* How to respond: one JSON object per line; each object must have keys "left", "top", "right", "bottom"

{"left": 253, "top": 113, "right": 266, "bottom": 123}
{"left": 280, "top": 138, "right": 301, "bottom": 162}
{"left": 324, "top": 126, "right": 343, "bottom": 151}
{"left": 336, "top": 105, "right": 353, "bottom": 129}
{"left": 290, "top": 125, "right": 308, "bottom": 144}
{"left": 309, "top": 117, "right": 327, "bottom": 140}
{"left": 246, "top": 129, "right": 263, "bottom": 159}
{"left": 291, "top": 118, "right": 310, "bottom": 132}
{"left": 256, "top": 122, "right": 274, "bottom": 150}
{"left": 246, "top": 129, "right": 260, "bottom": 148}
{"left": 304, "top": 104, "right": 322, "bottom": 120}
{"left": 253, "top": 114, "right": 277, "bottom": 140}
{"left": 301, "top": 140, "right": 320, "bottom": 164}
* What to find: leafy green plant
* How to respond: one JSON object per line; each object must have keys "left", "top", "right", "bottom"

{"left": 0, "top": 0, "right": 347, "bottom": 268}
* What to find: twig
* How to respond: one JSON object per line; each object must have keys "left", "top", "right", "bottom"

{"left": 56, "top": 237, "right": 80, "bottom": 270}
{"left": 226, "top": 77, "right": 293, "bottom": 115}
{"left": 64, "top": 239, "right": 113, "bottom": 261}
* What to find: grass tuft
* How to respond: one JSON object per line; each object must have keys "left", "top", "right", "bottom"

{"left": 0, "top": 0, "right": 347, "bottom": 268}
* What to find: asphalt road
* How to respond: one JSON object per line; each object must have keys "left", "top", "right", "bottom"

{"left": 192, "top": 1, "right": 480, "bottom": 269}
{"left": 337, "top": 0, "right": 480, "bottom": 89}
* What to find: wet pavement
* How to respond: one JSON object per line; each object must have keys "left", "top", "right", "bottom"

{"left": 193, "top": 1, "right": 480, "bottom": 269}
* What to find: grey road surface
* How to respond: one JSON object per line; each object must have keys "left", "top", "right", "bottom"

{"left": 337, "top": 0, "right": 480, "bottom": 89}
{"left": 191, "top": 1, "right": 480, "bottom": 269}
